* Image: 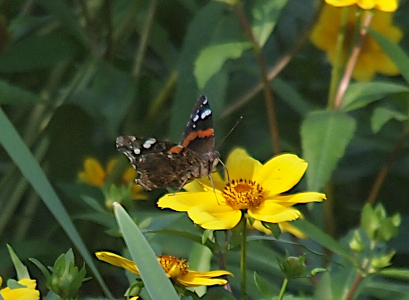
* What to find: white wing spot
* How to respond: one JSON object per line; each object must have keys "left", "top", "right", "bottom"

{"left": 143, "top": 138, "right": 157, "bottom": 149}
{"left": 192, "top": 123, "right": 197, "bottom": 128}
{"left": 192, "top": 114, "right": 199, "bottom": 122}
{"left": 202, "top": 97, "right": 208, "bottom": 105}
{"left": 200, "top": 109, "right": 211, "bottom": 119}
{"left": 134, "top": 148, "right": 141, "bottom": 155}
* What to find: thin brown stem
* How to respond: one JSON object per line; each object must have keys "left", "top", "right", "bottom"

{"left": 367, "top": 129, "right": 409, "bottom": 204}
{"left": 333, "top": 11, "right": 374, "bottom": 110}
{"left": 220, "top": 1, "right": 324, "bottom": 120}
{"left": 233, "top": 3, "right": 280, "bottom": 154}
{"left": 344, "top": 272, "right": 364, "bottom": 300}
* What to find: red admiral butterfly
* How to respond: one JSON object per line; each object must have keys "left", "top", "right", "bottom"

{"left": 116, "top": 95, "right": 219, "bottom": 190}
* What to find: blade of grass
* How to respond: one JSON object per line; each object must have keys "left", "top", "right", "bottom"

{"left": 114, "top": 203, "right": 180, "bottom": 300}
{"left": 0, "top": 108, "right": 112, "bottom": 299}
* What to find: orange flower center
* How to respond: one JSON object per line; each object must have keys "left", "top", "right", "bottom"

{"left": 158, "top": 255, "right": 188, "bottom": 278}
{"left": 222, "top": 179, "right": 264, "bottom": 210}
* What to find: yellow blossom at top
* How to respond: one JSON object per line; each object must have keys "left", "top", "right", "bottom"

{"left": 325, "top": 0, "right": 398, "bottom": 12}
{"left": 96, "top": 252, "right": 232, "bottom": 287}
{"left": 158, "top": 148, "right": 326, "bottom": 230}
{"left": 0, "top": 276, "right": 40, "bottom": 300}
{"left": 311, "top": 5, "right": 402, "bottom": 81}
{"left": 78, "top": 158, "right": 146, "bottom": 200}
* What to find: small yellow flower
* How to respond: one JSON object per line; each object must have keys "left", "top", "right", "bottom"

{"left": 95, "top": 252, "right": 232, "bottom": 287}
{"left": 78, "top": 158, "right": 146, "bottom": 200}
{"left": 158, "top": 148, "right": 326, "bottom": 230}
{"left": 325, "top": 0, "right": 398, "bottom": 12}
{"left": 0, "top": 276, "right": 40, "bottom": 300}
{"left": 311, "top": 5, "right": 402, "bottom": 81}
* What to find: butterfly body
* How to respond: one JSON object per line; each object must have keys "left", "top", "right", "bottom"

{"left": 116, "top": 96, "right": 219, "bottom": 190}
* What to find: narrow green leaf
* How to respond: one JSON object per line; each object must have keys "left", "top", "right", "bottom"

{"left": 0, "top": 80, "right": 45, "bottom": 104}
{"left": 38, "top": 0, "right": 89, "bottom": 48}
{"left": 114, "top": 203, "right": 179, "bottom": 300}
{"left": 341, "top": 81, "right": 409, "bottom": 112}
{"left": 371, "top": 106, "right": 408, "bottom": 133}
{"left": 254, "top": 271, "right": 273, "bottom": 299}
{"left": 251, "top": 0, "right": 288, "bottom": 46}
{"left": 301, "top": 110, "right": 356, "bottom": 191}
{"left": 291, "top": 219, "right": 355, "bottom": 264}
{"left": 194, "top": 42, "right": 251, "bottom": 89}
{"left": 6, "top": 245, "right": 30, "bottom": 280}
{"left": 0, "top": 108, "right": 112, "bottom": 298}
{"left": 379, "top": 268, "right": 409, "bottom": 281}
{"left": 368, "top": 28, "right": 409, "bottom": 84}
{"left": 29, "top": 258, "right": 51, "bottom": 280}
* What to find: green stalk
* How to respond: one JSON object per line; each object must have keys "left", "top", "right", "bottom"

{"left": 277, "top": 278, "right": 289, "bottom": 300}
{"left": 240, "top": 216, "right": 247, "bottom": 300}
{"left": 328, "top": 6, "right": 350, "bottom": 109}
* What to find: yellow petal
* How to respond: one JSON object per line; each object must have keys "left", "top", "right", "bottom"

{"left": 78, "top": 158, "right": 106, "bottom": 187}
{"left": 269, "top": 192, "right": 326, "bottom": 204}
{"left": 184, "top": 172, "right": 225, "bottom": 192}
{"left": 177, "top": 271, "right": 229, "bottom": 287}
{"left": 226, "top": 148, "right": 262, "bottom": 181}
{"left": 188, "top": 270, "right": 233, "bottom": 278}
{"left": 95, "top": 252, "right": 140, "bottom": 275}
{"left": 248, "top": 202, "right": 301, "bottom": 223}
{"left": 0, "top": 279, "right": 39, "bottom": 300}
{"left": 158, "top": 191, "right": 222, "bottom": 212}
{"left": 278, "top": 222, "right": 307, "bottom": 239}
{"left": 130, "top": 184, "right": 147, "bottom": 200}
{"left": 106, "top": 158, "right": 118, "bottom": 175}
{"left": 254, "top": 154, "right": 307, "bottom": 195}
{"left": 188, "top": 204, "right": 242, "bottom": 230}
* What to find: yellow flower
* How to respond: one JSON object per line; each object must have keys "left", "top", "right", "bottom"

{"left": 325, "top": 0, "right": 398, "bottom": 12}
{"left": 78, "top": 158, "right": 146, "bottom": 200}
{"left": 158, "top": 148, "right": 326, "bottom": 230}
{"left": 310, "top": 5, "right": 402, "bottom": 81}
{"left": 95, "top": 252, "right": 232, "bottom": 287}
{"left": 0, "top": 276, "right": 40, "bottom": 300}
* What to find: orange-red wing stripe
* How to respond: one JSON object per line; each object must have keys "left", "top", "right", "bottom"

{"left": 181, "top": 128, "right": 214, "bottom": 148}
{"left": 168, "top": 145, "right": 184, "bottom": 153}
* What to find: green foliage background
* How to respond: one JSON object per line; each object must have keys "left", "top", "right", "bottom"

{"left": 1, "top": 0, "right": 409, "bottom": 299}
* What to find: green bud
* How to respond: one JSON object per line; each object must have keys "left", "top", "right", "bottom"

{"left": 280, "top": 254, "right": 306, "bottom": 279}
{"left": 349, "top": 230, "right": 365, "bottom": 253}
{"left": 103, "top": 184, "right": 133, "bottom": 210}
{"left": 47, "top": 249, "right": 88, "bottom": 299}
{"left": 371, "top": 250, "right": 396, "bottom": 271}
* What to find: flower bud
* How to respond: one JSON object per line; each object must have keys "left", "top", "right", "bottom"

{"left": 280, "top": 254, "right": 306, "bottom": 279}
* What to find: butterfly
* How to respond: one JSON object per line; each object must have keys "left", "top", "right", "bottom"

{"left": 116, "top": 95, "right": 219, "bottom": 190}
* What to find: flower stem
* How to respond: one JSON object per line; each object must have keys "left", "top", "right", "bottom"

{"left": 277, "top": 277, "right": 289, "bottom": 300}
{"left": 233, "top": 2, "right": 280, "bottom": 154}
{"left": 240, "top": 216, "right": 248, "bottom": 300}
{"left": 333, "top": 10, "right": 374, "bottom": 110}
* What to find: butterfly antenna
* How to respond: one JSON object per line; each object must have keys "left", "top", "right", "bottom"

{"left": 216, "top": 116, "right": 243, "bottom": 150}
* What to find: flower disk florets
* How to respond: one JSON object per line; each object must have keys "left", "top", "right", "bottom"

{"left": 222, "top": 179, "right": 264, "bottom": 210}
{"left": 158, "top": 255, "right": 189, "bottom": 277}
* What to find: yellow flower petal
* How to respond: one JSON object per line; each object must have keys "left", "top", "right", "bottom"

{"left": 0, "top": 279, "right": 40, "bottom": 300}
{"left": 270, "top": 192, "right": 327, "bottom": 204}
{"left": 78, "top": 158, "right": 106, "bottom": 187}
{"left": 106, "top": 158, "right": 118, "bottom": 175}
{"left": 95, "top": 252, "right": 139, "bottom": 275}
{"left": 325, "top": 0, "right": 398, "bottom": 11}
{"left": 188, "top": 204, "right": 242, "bottom": 230}
{"left": 177, "top": 270, "right": 231, "bottom": 287}
{"left": 249, "top": 202, "right": 301, "bottom": 223}
{"left": 279, "top": 222, "right": 307, "bottom": 239}
{"left": 226, "top": 148, "right": 262, "bottom": 181}
{"left": 158, "top": 191, "right": 223, "bottom": 211}
{"left": 254, "top": 154, "right": 307, "bottom": 195}
{"left": 187, "top": 270, "right": 233, "bottom": 277}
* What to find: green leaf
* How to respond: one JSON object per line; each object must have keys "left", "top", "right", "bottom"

{"left": 38, "top": 0, "right": 89, "bottom": 48}
{"left": 251, "top": 0, "right": 288, "bottom": 47}
{"left": 194, "top": 42, "right": 251, "bottom": 89}
{"left": 0, "top": 80, "right": 45, "bottom": 104}
{"left": 0, "top": 33, "right": 77, "bottom": 72}
{"left": 6, "top": 245, "right": 30, "bottom": 280}
{"left": 301, "top": 110, "right": 356, "bottom": 191}
{"left": 368, "top": 28, "right": 409, "bottom": 84}
{"left": 340, "top": 81, "right": 409, "bottom": 112}
{"left": 371, "top": 106, "right": 408, "bottom": 133}
{"left": 254, "top": 271, "right": 273, "bottom": 299}
{"left": 379, "top": 268, "right": 409, "bottom": 281}
{"left": 114, "top": 203, "right": 179, "bottom": 300}
{"left": 291, "top": 219, "right": 355, "bottom": 264}
{"left": 0, "top": 108, "right": 112, "bottom": 298}
{"left": 29, "top": 258, "right": 51, "bottom": 281}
